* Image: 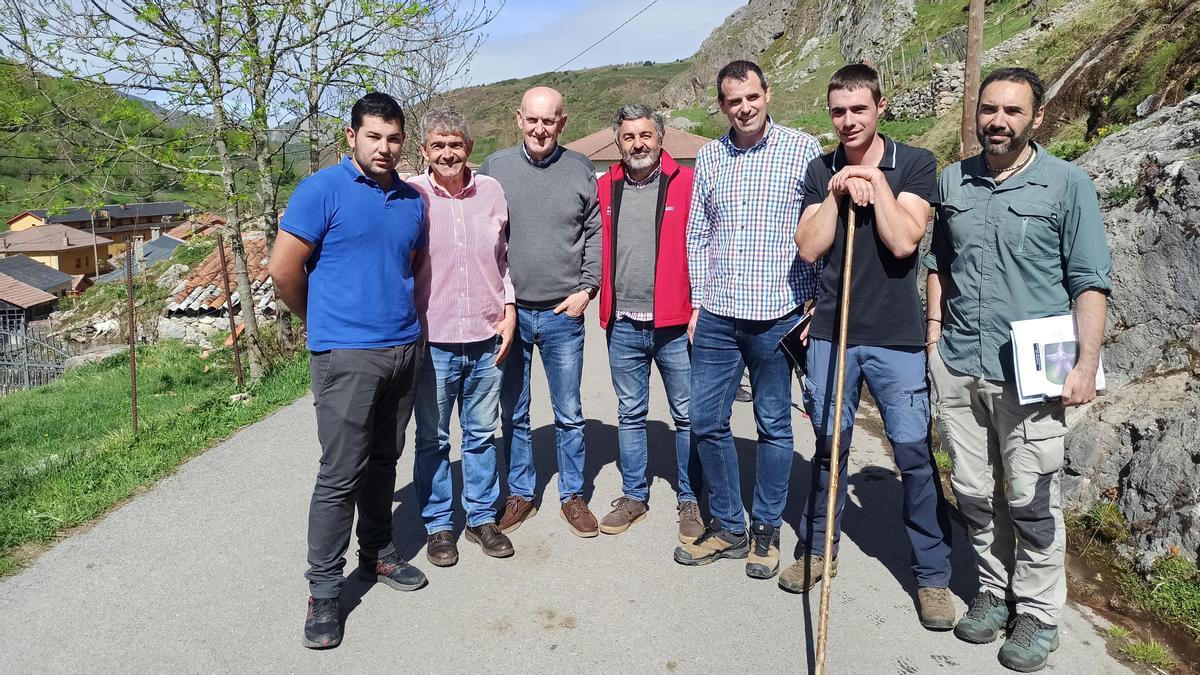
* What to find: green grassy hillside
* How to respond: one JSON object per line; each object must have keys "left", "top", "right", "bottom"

{"left": 0, "top": 61, "right": 221, "bottom": 224}
{"left": 440, "top": 60, "right": 690, "bottom": 163}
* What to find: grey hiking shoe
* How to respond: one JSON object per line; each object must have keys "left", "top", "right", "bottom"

{"left": 745, "top": 521, "right": 780, "bottom": 579}
{"left": 676, "top": 501, "right": 704, "bottom": 544}
{"left": 673, "top": 524, "right": 749, "bottom": 565}
{"left": 778, "top": 553, "right": 838, "bottom": 593}
{"left": 998, "top": 613, "right": 1059, "bottom": 672}
{"left": 599, "top": 497, "right": 648, "bottom": 535}
{"left": 917, "top": 586, "right": 956, "bottom": 631}
{"left": 955, "top": 590, "right": 1012, "bottom": 643}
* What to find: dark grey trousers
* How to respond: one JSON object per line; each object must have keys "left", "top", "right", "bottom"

{"left": 306, "top": 343, "right": 422, "bottom": 599}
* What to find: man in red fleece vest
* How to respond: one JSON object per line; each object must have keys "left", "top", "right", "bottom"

{"left": 595, "top": 104, "right": 705, "bottom": 544}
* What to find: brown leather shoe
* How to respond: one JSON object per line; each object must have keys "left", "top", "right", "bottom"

{"left": 465, "top": 522, "right": 514, "bottom": 558}
{"left": 560, "top": 495, "right": 599, "bottom": 537}
{"left": 425, "top": 531, "right": 458, "bottom": 567}
{"left": 676, "top": 501, "right": 704, "bottom": 544}
{"left": 599, "top": 497, "right": 648, "bottom": 535}
{"left": 498, "top": 495, "right": 537, "bottom": 534}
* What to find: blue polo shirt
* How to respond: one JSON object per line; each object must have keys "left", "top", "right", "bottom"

{"left": 280, "top": 156, "right": 427, "bottom": 351}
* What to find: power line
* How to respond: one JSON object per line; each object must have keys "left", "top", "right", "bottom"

{"left": 472, "top": 0, "right": 662, "bottom": 118}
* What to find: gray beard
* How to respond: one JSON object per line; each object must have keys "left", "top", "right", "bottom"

{"left": 623, "top": 152, "right": 658, "bottom": 173}
{"left": 979, "top": 124, "right": 1032, "bottom": 156}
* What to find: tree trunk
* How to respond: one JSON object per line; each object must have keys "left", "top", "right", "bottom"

{"left": 961, "top": 0, "right": 985, "bottom": 158}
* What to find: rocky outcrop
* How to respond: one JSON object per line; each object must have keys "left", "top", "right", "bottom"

{"left": 818, "top": 0, "right": 914, "bottom": 65}
{"left": 1062, "top": 94, "right": 1200, "bottom": 569}
{"left": 660, "top": 0, "right": 915, "bottom": 108}
{"left": 659, "top": 0, "right": 798, "bottom": 108}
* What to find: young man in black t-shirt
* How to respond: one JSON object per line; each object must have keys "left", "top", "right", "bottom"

{"left": 780, "top": 65, "right": 954, "bottom": 631}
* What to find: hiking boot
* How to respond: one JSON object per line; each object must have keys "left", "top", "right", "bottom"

{"left": 560, "top": 495, "right": 599, "bottom": 537}
{"left": 778, "top": 554, "right": 838, "bottom": 593}
{"left": 676, "top": 501, "right": 704, "bottom": 544}
{"left": 955, "top": 590, "right": 1012, "bottom": 644}
{"left": 599, "top": 497, "right": 648, "bottom": 534}
{"left": 358, "top": 550, "right": 427, "bottom": 591}
{"left": 746, "top": 521, "right": 780, "bottom": 579}
{"left": 303, "top": 596, "right": 342, "bottom": 649}
{"left": 498, "top": 495, "right": 537, "bottom": 534}
{"left": 465, "top": 522, "right": 514, "bottom": 558}
{"left": 998, "top": 614, "right": 1059, "bottom": 672}
{"left": 918, "top": 586, "right": 956, "bottom": 631}
{"left": 673, "top": 524, "right": 749, "bottom": 565}
{"left": 425, "top": 531, "right": 458, "bottom": 567}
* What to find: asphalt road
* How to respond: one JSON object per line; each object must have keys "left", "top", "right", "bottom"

{"left": 0, "top": 318, "right": 1130, "bottom": 673}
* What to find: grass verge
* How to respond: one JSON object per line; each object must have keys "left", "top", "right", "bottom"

{"left": 0, "top": 340, "right": 310, "bottom": 575}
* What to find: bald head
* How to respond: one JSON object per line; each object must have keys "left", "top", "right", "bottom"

{"left": 517, "top": 86, "right": 567, "bottom": 161}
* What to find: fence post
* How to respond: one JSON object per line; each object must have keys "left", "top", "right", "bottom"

{"left": 216, "top": 234, "right": 246, "bottom": 391}
{"left": 20, "top": 315, "right": 31, "bottom": 390}
{"left": 125, "top": 247, "right": 138, "bottom": 434}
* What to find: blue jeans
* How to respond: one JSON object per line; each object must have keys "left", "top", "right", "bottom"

{"left": 606, "top": 319, "right": 703, "bottom": 504}
{"left": 690, "top": 308, "right": 799, "bottom": 532}
{"left": 799, "top": 338, "right": 952, "bottom": 587}
{"left": 500, "top": 308, "right": 587, "bottom": 503}
{"left": 413, "top": 339, "right": 503, "bottom": 533}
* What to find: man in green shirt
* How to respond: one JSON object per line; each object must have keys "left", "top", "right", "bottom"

{"left": 925, "top": 68, "right": 1111, "bottom": 673}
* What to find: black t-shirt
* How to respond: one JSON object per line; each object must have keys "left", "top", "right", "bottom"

{"left": 804, "top": 136, "right": 939, "bottom": 347}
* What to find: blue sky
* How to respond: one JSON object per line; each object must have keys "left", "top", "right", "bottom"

{"left": 466, "top": 0, "right": 745, "bottom": 85}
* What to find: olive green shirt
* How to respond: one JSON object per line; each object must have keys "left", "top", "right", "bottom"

{"left": 923, "top": 143, "right": 1112, "bottom": 382}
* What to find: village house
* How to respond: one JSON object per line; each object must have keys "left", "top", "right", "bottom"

{"left": 4, "top": 201, "right": 193, "bottom": 256}
{"left": 0, "top": 272, "right": 58, "bottom": 322}
{"left": 0, "top": 255, "right": 73, "bottom": 297}
{"left": 564, "top": 126, "right": 712, "bottom": 174}
{"left": 0, "top": 224, "right": 112, "bottom": 276}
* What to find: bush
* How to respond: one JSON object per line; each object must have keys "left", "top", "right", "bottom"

{"left": 1047, "top": 139, "right": 1093, "bottom": 162}
{"left": 1103, "top": 182, "right": 1138, "bottom": 207}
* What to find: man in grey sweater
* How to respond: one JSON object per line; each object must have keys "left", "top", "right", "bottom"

{"left": 478, "top": 86, "right": 603, "bottom": 538}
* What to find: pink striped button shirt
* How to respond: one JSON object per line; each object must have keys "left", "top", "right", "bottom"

{"left": 410, "top": 169, "right": 515, "bottom": 344}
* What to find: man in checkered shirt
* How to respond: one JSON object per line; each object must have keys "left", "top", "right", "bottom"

{"left": 673, "top": 60, "right": 822, "bottom": 580}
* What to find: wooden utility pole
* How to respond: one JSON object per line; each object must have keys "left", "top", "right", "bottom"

{"left": 961, "top": 0, "right": 985, "bottom": 157}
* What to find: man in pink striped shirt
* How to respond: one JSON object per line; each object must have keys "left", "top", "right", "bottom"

{"left": 410, "top": 107, "right": 517, "bottom": 566}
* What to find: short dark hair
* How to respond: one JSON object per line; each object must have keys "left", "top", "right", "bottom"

{"left": 716, "top": 60, "right": 768, "bottom": 102}
{"left": 350, "top": 92, "right": 405, "bottom": 131}
{"left": 828, "top": 64, "right": 882, "bottom": 104}
{"left": 979, "top": 67, "right": 1045, "bottom": 111}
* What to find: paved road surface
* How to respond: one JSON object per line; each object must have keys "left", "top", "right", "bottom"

{"left": 0, "top": 319, "right": 1128, "bottom": 673}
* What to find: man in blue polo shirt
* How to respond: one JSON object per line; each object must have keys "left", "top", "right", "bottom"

{"left": 270, "top": 93, "right": 428, "bottom": 650}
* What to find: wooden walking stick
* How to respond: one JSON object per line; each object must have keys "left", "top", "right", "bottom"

{"left": 814, "top": 205, "right": 858, "bottom": 675}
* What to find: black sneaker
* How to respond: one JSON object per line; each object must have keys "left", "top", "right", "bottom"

{"left": 358, "top": 550, "right": 427, "bottom": 591}
{"left": 673, "top": 524, "right": 749, "bottom": 565}
{"left": 746, "top": 521, "right": 780, "bottom": 579}
{"left": 302, "top": 596, "right": 342, "bottom": 649}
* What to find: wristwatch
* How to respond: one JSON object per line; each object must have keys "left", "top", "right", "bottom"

{"left": 581, "top": 285, "right": 598, "bottom": 299}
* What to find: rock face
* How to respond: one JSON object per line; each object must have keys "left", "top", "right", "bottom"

{"left": 1062, "top": 94, "right": 1200, "bottom": 569}
{"left": 659, "top": 0, "right": 915, "bottom": 108}
{"left": 818, "top": 0, "right": 914, "bottom": 65}
{"left": 659, "top": 0, "right": 797, "bottom": 108}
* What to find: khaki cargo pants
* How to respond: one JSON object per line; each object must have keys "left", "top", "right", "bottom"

{"left": 928, "top": 346, "right": 1068, "bottom": 625}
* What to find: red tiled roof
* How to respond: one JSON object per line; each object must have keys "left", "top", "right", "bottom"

{"left": 166, "top": 235, "right": 273, "bottom": 315}
{"left": 167, "top": 213, "right": 226, "bottom": 240}
{"left": 0, "top": 223, "right": 112, "bottom": 252}
{"left": 0, "top": 272, "right": 57, "bottom": 308}
{"left": 565, "top": 127, "right": 712, "bottom": 162}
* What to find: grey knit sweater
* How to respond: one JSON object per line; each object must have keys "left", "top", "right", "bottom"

{"left": 478, "top": 144, "right": 601, "bottom": 308}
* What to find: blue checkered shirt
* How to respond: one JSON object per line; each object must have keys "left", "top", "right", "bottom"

{"left": 686, "top": 121, "right": 823, "bottom": 320}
